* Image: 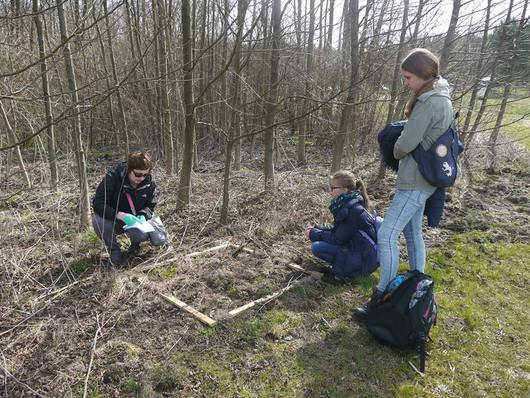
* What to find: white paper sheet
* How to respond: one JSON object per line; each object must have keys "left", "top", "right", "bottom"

{"left": 123, "top": 222, "right": 155, "bottom": 233}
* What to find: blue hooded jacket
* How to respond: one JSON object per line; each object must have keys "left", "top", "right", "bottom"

{"left": 310, "top": 196, "right": 378, "bottom": 276}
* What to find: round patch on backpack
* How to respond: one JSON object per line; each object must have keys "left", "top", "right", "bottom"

{"left": 435, "top": 144, "right": 448, "bottom": 157}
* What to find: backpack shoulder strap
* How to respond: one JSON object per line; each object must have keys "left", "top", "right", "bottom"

{"left": 358, "top": 208, "right": 377, "bottom": 247}
{"left": 125, "top": 192, "right": 136, "bottom": 215}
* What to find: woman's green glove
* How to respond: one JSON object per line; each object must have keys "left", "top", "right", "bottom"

{"left": 123, "top": 214, "right": 141, "bottom": 226}
{"left": 138, "top": 215, "right": 146, "bottom": 223}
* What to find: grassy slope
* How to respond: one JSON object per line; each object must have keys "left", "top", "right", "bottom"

{"left": 460, "top": 86, "right": 530, "bottom": 149}
{"left": 146, "top": 236, "right": 529, "bottom": 398}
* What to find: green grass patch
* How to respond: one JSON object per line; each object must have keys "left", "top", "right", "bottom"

{"left": 71, "top": 257, "right": 93, "bottom": 274}
{"left": 425, "top": 232, "right": 530, "bottom": 397}
{"left": 153, "top": 265, "right": 177, "bottom": 280}
{"left": 122, "top": 378, "right": 143, "bottom": 394}
{"left": 150, "top": 363, "right": 183, "bottom": 393}
{"left": 461, "top": 87, "right": 530, "bottom": 149}
{"left": 169, "top": 229, "right": 530, "bottom": 397}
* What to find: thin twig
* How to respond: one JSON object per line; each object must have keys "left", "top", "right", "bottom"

{"left": 35, "top": 274, "right": 97, "bottom": 302}
{"left": 0, "top": 306, "right": 48, "bottom": 337}
{"left": 83, "top": 315, "right": 102, "bottom": 398}
{"left": 0, "top": 350, "right": 46, "bottom": 397}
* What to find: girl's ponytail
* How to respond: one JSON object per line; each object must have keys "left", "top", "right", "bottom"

{"left": 355, "top": 179, "right": 370, "bottom": 211}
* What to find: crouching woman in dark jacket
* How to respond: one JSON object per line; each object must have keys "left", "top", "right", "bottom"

{"left": 92, "top": 151, "right": 167, "bottom": 265}
{"left": 305, "top": 170, "right": 378, "bottom": 280}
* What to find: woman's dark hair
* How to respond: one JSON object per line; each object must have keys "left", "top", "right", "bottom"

{"left": 127, "top": 151, "right": 154, "bottom": 172}
{"left": 331, "top": 170, "right": 371, "bottom": 210}
{"left": 401, "top": 48, "right": 440, "bottom": 117}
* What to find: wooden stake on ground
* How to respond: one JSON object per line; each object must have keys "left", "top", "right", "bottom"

{"left": 286, "top": 263, "right": 322, "bottom": 279}
{"left": 133, "top": 243, "right": 321, "bottom": 326}
{"left": 228, "top": 278, "right": 304, "bottom": 317}
{"left": 228, "top": 243, "right": 254, "bottom": 256}
{"left": 186, "top": 243, "right": 231, "bottom": 258}
{"left": 159, "top": 293, "right": 218, "bottom": 326}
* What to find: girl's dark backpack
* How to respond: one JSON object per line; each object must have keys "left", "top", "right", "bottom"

{"left": 365, "top": 270, "right": 437, "bottom": 373}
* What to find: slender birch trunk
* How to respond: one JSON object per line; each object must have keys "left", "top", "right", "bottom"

{"left": 263, "top": 0, "right": 281, "bottom": 189}
{"left": 177, "top": 0, "right": 196, "bottom": 208}
{"left": 56, "top": 0, "right": 91, "bottom": 229}
{"left": 103, "top": 0, "right": 130, "bottom": 155}
{"left": 32, "top": 0, "right": 57, "bottom": 190}
{"left": 0, "top": 101, "right": 31, "bottom": 188}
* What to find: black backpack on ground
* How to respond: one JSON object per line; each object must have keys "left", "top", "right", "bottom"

{"left": 365, "top": 270, "right": 437, "bottom": 373}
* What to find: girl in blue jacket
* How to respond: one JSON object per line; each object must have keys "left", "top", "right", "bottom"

{"left": 305, "top": 170, "right": 378, "bottom": 280}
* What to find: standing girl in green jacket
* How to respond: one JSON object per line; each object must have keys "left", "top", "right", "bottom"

{"left": 354, "top": 48, "right": 453, "bottom": 319}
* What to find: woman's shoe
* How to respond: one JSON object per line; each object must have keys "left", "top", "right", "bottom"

{"left": 128, "top": 242, "right": 141, "bottom": 255}
{"left": 109, "top": 248, "right": 123, "bottom": 266}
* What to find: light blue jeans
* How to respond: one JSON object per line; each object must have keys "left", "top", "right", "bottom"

{"left": 377, "top": 188, "right": 436, "bottom": 292}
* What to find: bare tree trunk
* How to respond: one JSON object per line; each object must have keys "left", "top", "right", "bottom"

{"left": 33, "top": 0, "right": 57, "bottom": 190}
{"left": 124, "top": 0, "right": 139, "bottom": 97}
{"left": 386, "top": 0, "right": 409, "bottom": 123}
{"left": 410, "top": 0, "right": 426, "bottom": 47}
{"left": 461, "top": 0, "right": 491, "bottom": 141}
{"left": 157, "top": 0, "right": 174, "bottom": 173}
{"left": 331, "top": 0, "right": 359, "bottom": 172}
{"left": 263, "top": 0, "right": 281, "bottom": 189}
{"left": 93, "top": 7, "right": 118, "bottom": 146}
{"left": 103, "top": 0, "right": 130, "bottom": 155}
{"left": 56, "top": 0, "right": 91, "bottom": 229}
{"left": 177, "top": 0, "right": 196, "bottom": 208}
{"left": 487, "top": 0, "right": 527, "bottom": 171}
{"left": 327, "top": 0, "right": 334, "bottom": 48}
{"left": 340, "top": 0, "right": 351, "bottom": 83}
{"left": 219, "top": 0, "right": 230, "bottom": 137}
{"left": 439, "top": 0, "right": 461, "bottom": 73}
{"left": 358, "top": 0, "right": 373, "bottom": 55}
{"left": 220, "top": 0, "right": 250, "bottom": 223}
{"left": 365, "top": 0, "right": 390, "bottom": 138}
{"left": 393, "top": 0, "right": 426, "bottom": 119}
{"left": 151, "top": 0, "right": 163, "bottom": 149}
{"left": 318, "top": 0, "right": 324, "bottom": 49}
{"left": 470, "top": 0, "right": 515, "bottom": 139}
{"left": 0, "top": 101, "right": 31, "bottom": 188}
{"left": 297, "top": 0, "right": 315, "bottom": 165}
{"left": 130, "top": 0, "right": 158, "bottom": 143}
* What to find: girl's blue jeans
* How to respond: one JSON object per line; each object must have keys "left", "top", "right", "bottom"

{"left": 311, "top": 241, "right": 339, "bottom": 263}
{"left": 377, "top": 188, "right": 436, "bottom": 292}
{"left": 311, "top": 241, "right": 363, "bottom": 276}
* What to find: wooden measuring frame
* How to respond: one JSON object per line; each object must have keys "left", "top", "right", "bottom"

{"left": 155, "top": 243, "right": 321, "bottom": 327}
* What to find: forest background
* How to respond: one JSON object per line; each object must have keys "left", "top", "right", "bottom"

{"left": 0, "top": 0, "right": 529, "bottom": 396}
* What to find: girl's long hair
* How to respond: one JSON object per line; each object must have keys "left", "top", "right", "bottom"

{"left": 401, "top": 48, "right": 440, "bottom": 117}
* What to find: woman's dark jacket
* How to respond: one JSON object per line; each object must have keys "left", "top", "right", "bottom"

{"left": 309, "top": 196, "right": 378, "bottom": 276}
{"left": 92, "top": 163, "right": 156, "bottom": 222}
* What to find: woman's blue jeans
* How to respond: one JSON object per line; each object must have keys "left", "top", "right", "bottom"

{"left": 377, "top": 188, "right": 435, "bottom": 292}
